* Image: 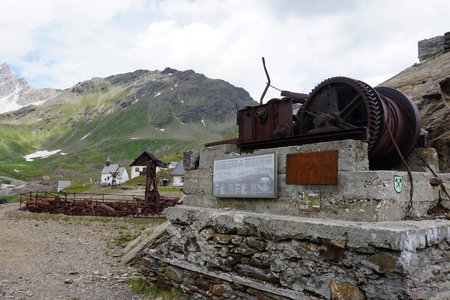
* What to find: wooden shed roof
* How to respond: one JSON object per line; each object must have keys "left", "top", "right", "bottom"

{"left": 129, "top": 151, "right": 168, "bottom": 168}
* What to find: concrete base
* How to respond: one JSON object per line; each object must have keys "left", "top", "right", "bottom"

{"left": 185, "top": 170, "right": 443, "bottom": 221}
{"left": 183, "top": 140, "right": 448, "bottom": 221}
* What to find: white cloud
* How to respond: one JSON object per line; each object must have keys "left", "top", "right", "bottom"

{"left": 1, "top": 0, "right": 449, "bottom": 101}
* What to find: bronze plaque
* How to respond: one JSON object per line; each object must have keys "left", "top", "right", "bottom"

{"left": 286, "top": 151, "right": 338, "bottom": 185}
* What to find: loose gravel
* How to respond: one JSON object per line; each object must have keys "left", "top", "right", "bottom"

{"left": 0, "top": 203, "right": 162, "bottom": 300}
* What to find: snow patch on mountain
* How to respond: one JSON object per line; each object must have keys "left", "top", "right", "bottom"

{"left": 24, "top": 149, "right": 61, "bottom": 161}
{"left": 0, "top": 94, "right": 22, "bottom": 113}
{"left": 80, "top": 132, "right": 91, "bottom": 141}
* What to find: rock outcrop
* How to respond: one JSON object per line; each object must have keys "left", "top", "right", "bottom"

{"left": 418, "top": 32, "right": 450, "bottom": 62}
{"left": 382, "top": 34, "right": 450, "bottom": 172}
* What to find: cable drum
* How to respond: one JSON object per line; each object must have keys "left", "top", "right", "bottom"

{"left": 299, "top": 77, "right": 421, "bottom": 169}
{"left": 372, "top": 87, "right": 421, "bottom": 169}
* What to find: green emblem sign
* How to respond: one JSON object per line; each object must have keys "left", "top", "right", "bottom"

{"left": 394, "top": 175, "right": 403, "bottom": 193}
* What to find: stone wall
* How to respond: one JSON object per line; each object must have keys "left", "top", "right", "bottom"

{"left": 133, "top": 206, "right": 450, "bottom": 299}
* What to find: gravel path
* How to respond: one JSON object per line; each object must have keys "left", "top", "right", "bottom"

{"left": 0, "top": 203, "right": 154, "bottom": 300}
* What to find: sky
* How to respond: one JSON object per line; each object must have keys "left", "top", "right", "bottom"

{"left": 1, "top": 0, "right": 449, "bottom": 101}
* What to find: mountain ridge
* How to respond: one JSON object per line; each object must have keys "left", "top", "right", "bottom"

{"left": 0, "top": 65, "right": 256, "bottom": 183}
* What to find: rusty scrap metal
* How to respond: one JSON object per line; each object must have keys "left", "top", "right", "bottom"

{"left": 260, "top": 57, "right": 270, "bottom": 104}
{"left": 21, "top": 191, "right": 181, "bottom": 217}
{"left": 238, "top": 98, "right": 294, "bottom": 143}
{"left": 24, "top": 198, "right": 138, "bottom": 217}
{"left": 280, "top": 90, "right": 308, "bottom": 103}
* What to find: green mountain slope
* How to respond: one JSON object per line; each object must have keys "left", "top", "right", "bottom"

{"left": 0, "top": 67, "right": 256, "bottom": 182}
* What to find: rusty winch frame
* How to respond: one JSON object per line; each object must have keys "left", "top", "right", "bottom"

{"left": 21, "top": 154, "right": 180, "bottom": 217}
{"left": 208, "top": 58, "right": 423, "bottom": 170}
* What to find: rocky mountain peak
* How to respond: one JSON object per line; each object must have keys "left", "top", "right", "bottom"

{"left": 0, "top": 63, "right": 13, "bottom": 75}
{"left": 0, "top": 63, "right": 60, "bottom": 114}
{"left": 161, "top": 67, "right": 178, "bottom": 74}
{"left": 0, "top": 63, "right": 31, "bottom": 113}
{"left": 0, "top": 63, "right": 13, "bottom": 77}
{"left": 0, "top": 63, "right": 29, "bottom": 88}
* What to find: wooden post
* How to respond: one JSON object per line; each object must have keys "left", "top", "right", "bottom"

{"left": 144, "top": 160, "right": 161, "bottom": 215}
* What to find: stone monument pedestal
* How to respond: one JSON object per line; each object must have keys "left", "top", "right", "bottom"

{"left": 128, "top": 139, "right": 450, "bottom": 299}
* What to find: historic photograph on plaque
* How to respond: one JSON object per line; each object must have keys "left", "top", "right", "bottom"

{"left": 213, "top": 153, "right": 277, "bottom": 198}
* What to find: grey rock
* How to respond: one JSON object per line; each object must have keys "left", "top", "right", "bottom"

{"left": 184, "top": 150, "right": 200, "bottom": 170}
{"left": 418, "top": 34, "right": 445, "bottom": 62}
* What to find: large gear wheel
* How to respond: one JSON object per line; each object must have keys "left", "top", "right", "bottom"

{"left": 298, "top": 77, "right": 420, "bottom": 169}
{"left": 298, "top": 77, "right": 384, "bottom": 154}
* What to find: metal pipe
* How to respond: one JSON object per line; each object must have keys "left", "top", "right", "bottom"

{"left": 260, "top": 57, "right": 271, "bottom": 105}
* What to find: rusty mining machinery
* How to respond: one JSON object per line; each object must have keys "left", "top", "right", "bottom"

{"left": 209, "top": 58, "right": 423, "bottom": 170}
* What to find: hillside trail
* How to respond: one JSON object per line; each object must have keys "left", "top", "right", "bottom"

{"left": 0, "top": 203, "right": 143, "bottom": 300}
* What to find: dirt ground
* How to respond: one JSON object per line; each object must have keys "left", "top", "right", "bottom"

{"left": 0, "top": 202, "right": 162, "bottom": 300}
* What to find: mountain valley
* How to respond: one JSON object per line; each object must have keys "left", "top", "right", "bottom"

{"left": 0, "top": 65, "right": 256, "bottom": 186}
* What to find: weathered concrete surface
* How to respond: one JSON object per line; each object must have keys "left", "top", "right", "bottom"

{"left": 184, "top": 140, "right": 447, "bottom": 221}
{"left": 198, "top": 140, "right": 369, "bottom": 173}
